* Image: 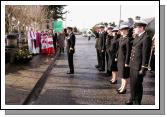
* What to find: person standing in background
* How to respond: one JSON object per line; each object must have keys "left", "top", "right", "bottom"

{"left": 88, "top": 31, "right": 91, "bottom": 41}
{"left": 97, "top": 25, "right": 107, "bottom": 71}
{"left": 105, "top": 26, "right": 114, "bottom": 76}
{"left": 27, "top": 28, "right": 36, "bottom": 55}
{"left": 94, "top": 25, "right": 100, "bottom": 69}
{"left": 35, "top": 30, "right": 41, "bottom": 54}
{"left": 27, "top": 28, "right": 34, "bottom": 54}
{"left": 41, "top": 31, "right": 48, "bottom": 55}
{"left": 64, "top": 28, "right": 69, "bottom": 37}
{"left": 57, "top": 31, "right": 65, "bottom": 54}
{"left": 47, "top": 29, "right": 55, "bottom": 55}
{"left": 66, "top": 27, "right": 76, "bottom": 74}
{"left": 32, "top": 29, "right": 37, "bottom": 55}
{"left": 53, "top": 30, "right": 57, "bottom": 54}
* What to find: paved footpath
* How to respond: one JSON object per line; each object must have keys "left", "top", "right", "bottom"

{"left": 32, "top": 35, "right": 155, "bottom": 105}
{"left": 5, "top": 53, "right": 58, "bottom": 105}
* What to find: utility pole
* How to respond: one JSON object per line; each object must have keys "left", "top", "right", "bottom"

{"left": 65, "top": 13, "right": 67, "bottom": 27}
{"left": 65, "top": 10, "right": 69, "bottom": 28}
{"left": 119, "top": 5, "right": 122, "bottom": 27}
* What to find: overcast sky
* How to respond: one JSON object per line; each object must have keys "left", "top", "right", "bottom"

{"left": 62, "top": 5, "right": 155, "bottom": 30}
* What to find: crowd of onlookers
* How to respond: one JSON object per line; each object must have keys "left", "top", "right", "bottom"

{"left": 27, "top": 28, "right": 67, "bottom": 56}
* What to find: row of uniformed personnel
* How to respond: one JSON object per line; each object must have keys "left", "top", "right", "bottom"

{"left": 94, "top": 19, "right": 153, "bottom": 105}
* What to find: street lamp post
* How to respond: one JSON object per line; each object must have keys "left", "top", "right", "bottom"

{"left": 65, "top": 10, "right": 69, "bottom": 27}
{"left": 65, "top": 13, "right": 67, "bottom": 27}
{"left": 119, "top": 5, "right": 122, "bottom": 27}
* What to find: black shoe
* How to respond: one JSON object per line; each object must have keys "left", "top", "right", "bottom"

{"left": 118, "top": 89, "right": 126, "bottom": 94}
{"left": 133, "top": 102, "right": 141, "bottom": 105}
{"left": 125, "top": 100, "right": 133, "bottom": 105}
{"left": 109, "top": 80, "right": 117, "bottom": 84}
{"left": 67, "top": 71, "right": 74, "bottom": 74}
{"left": 95, "top": 65, "right": 100, "bottom": 68}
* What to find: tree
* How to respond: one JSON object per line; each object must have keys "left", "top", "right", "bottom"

{"left": 5, "top": 5, "right": 67, "bottom": 33}
{"left": 108, "top": 22, "right": 116, "bottom": 27}
{"left": 5, "top": 5, "right": 48, "bottom": 33}
{"left": 104, "top": 22, "right": 108, "bottom": 27}
{"left": 111, "top": 22, "right": 116, "bottom": 27}
{"left": 44, "top": 5, "right": 67, "bottom": 20}
{"left": 91, "top": 24, "right": 99, "bottom": 34}
{"left": 73, "top": 27, "right": 78, "bottom": 32}
{"left": 91, "top": 21, "right": 116, "bottom": 33}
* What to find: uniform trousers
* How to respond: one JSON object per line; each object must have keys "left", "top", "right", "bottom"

{"left": 67, "top": 52, "right": 74, "bottom": 72}
{"left": 99, "top": 51, "right": 105, "bottom": 70}
{"left": 106, "top": 50, "right": 111, "bottom": 72}
{"left": 129, "top": 68, "right": 144, "bottom": 105}
{"left": 96, "top": 49, "right": 100, "bottom": 67}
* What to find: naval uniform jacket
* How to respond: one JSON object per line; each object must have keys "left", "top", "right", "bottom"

{"left": 106, "top": 35, "right": 113, "bottom": 52}
{"left": 129, "top": 32, "right": 152, "bottom": 71}
{"left": 95, "top": 32, "right": 100, "bottom": 48}
{"left": 117, "top": 36, "right": 131, "bottom": 78}
{"left": 97, "top": 31, "right": 107, "bottom": 51}
{"left": 108, "top": 35, "right": 119, "bottom": 64}
{"left": 66, "top": 32, "right": 75, "bottom": 54}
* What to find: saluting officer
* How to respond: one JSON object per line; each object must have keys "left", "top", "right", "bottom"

{"left": 105, "top": 26, "right": 114, "bottom": 76}
{"left": 66, "top": 27, "right": 76, "bottom": 74}
{"left": 97, "top": 25, "right": 107, "bottom": 71}
{"left": 126, "top": 19, "right": 152, "bottom": 105}
{"left": 94, "top": 25, "right": 100, "bottom": 69}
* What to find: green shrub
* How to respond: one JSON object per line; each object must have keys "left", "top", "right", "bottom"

{"left": 15, "top": 49, "right": 32, "bottom": 63}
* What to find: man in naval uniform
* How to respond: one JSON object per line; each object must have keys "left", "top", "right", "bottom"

{"left": 97, "top": 25, "right": 107, "bottom": 71}
{"left": 66, "top": 27, "right": 76, "bottom": 74}
{"left": 126, "top": 19, "right": 152, "bottom": 105}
